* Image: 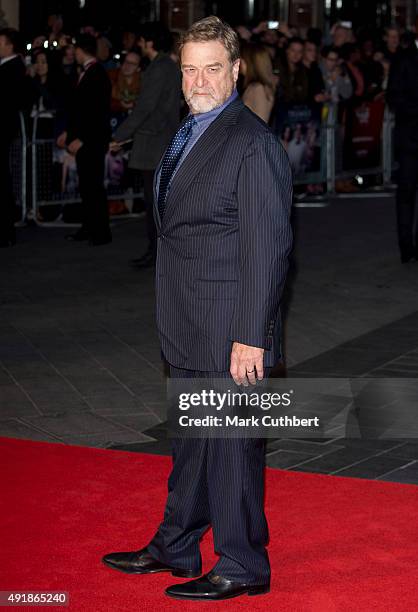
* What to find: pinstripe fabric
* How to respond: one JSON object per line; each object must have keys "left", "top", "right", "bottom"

{"left": 148, "top": 95, "right": 292, "bottom": 585}
{"left": 157, "top": 115, "right": 196, "bottom": 219}
{"left": 147, "top": 366, "right": 271, "bottom": 585}
{"left": 153, "top": 97, "right": 293, "bottom": 372}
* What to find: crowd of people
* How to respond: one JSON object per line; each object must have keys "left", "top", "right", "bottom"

{"left": 1, "top": 13, "right": 418, "bottom": 260}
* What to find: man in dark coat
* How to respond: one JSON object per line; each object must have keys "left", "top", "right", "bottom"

{"left": 387, "top": 41, "right": 418, "bottom": 262}
{"left": 0, "top": 28, "right": 26, "bottom": 247}
{"left": 103, "top": 17, "right": 293, "bottom": 601}
{"left": 59, "top": 34, "right": 112, "bottom": 245}
{"left": 111, "top": 23, "right": 181, "bottom": 268}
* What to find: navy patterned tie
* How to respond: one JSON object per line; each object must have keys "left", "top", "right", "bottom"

{"left": 158, "top": 114, "right": 196, "bottom": 219}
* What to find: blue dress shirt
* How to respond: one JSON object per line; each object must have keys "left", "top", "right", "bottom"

{"left": 156, "top": 89, "right": 238, "bottom": 201}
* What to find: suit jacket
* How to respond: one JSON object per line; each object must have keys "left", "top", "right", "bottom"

{"left": 114, "top": 53, "right": 181, "bottom": 170}
{"left": 154, "top": 97, "right": 293, "bottom": 372}
{"left": 66, "top": 62, "right": 111, "bottom": 148}
{"left": 0, "top": 56, "right": 27, "bottom": 139}
{"left": 387, "top": 47, "right": 418, "bottom": 154}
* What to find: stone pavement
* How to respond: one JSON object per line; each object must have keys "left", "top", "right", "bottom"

{"left": 1, "top": 196, "right": 418, "bottom": 484}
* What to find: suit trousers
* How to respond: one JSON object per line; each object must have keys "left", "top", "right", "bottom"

{"left": 0, "top": 134, "right": 16, "bottom": 243}
{"left": 396, "top": 150, "right": 418, "bottom": 254}
{"left": 75, "top": 144, "right": 110, "bottom": 242}
{"left": 147, "top": 365, "right": 271, "bottom": 585}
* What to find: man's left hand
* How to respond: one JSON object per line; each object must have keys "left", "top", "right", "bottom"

{"left": 230, "top": 342, "right": 264, "bottom": 386}
{"left": 67, "top": 139, "right": 83, "bottom": 155}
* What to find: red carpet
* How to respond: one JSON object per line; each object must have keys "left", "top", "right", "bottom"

{"left": 1, "top": 437, "right": 417, "bottom": 611}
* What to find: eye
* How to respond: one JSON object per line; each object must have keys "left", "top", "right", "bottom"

{"left": 184, "top": 67, "right": 195, "bottom": 74}
{"left": 208, "top": 67, "right": 219, "bottom": 73}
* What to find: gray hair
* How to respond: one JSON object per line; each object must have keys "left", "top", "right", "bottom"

{"left": 179, "top": 16, "right": 240, "bottom": 64}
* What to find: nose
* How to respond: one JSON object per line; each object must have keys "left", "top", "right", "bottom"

{"left": 194, "top": 69, "right": 207, "bottom": 89}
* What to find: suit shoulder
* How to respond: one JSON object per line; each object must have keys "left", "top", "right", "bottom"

{"left": 233, "top": 104, "right": 281, "bottom": 152}
{"left": 235, "top": 104, "right": 275, "bottom": 139}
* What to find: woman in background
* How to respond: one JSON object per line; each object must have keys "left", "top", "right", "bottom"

{"left": 239, "top": 42, "right": 277, "bottom": 124}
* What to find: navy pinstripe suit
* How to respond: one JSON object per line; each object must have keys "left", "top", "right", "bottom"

{"left": 147, "top": 96, "right": 293, "bottom": 585}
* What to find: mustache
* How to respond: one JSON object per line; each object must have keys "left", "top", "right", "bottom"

{"left": 188, "top": 88, "right": 216, "bottom": 98}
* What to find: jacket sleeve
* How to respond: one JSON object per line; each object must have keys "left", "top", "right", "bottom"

{"left": 113, "top": 63, "right": 167, "bottom": 141}
{"left": 229, "top": 131, "right": 293, "bottom": 349}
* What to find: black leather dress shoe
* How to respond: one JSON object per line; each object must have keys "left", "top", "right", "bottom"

{"left": 102, "top": 546, "right": 201, "bottom": 578}
{"left": 165, "top": 571, "right": 270, "bottom": 600}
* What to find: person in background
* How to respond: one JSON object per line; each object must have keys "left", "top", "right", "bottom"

{"left": 235, "top": 24, "right": 252, "bottom": 42}
{"left": 240, "top": 42, "right": 276, "bottom": 123}
{"left": 331, "top": 23, "right": 352, "bottom": 48}
{"left": 97, "top": 36, "right": 118, "bottom": 71}
{"left": 303, "top": 40, "right": 328, "bottom": 106}
{"left": 0, "top": 28, "right": 27, "bottom": 247}
{"left": 61, "top": 44, "right": 78, "bottom": 87}
{"left": 109, "top": 51, "right": 141, "bottom": 114}
{"left": 32, "top": 34, "right": 47, "bottom": 51}
{"left": 373, "top": 50, "right": 391, "bottom": 100}
{"left": 275, "top": 37, "right": 309, "bottom": 105}
{"left": 110, "top": 23, "right": 181, "bottom": 269}
{"left": 30, "top": 49, "right": 68, "bottom": 219}
{"left": 319, "top": 46, "right": 352, "bottom": 104}
{"left": 258, "top": 27, "right": 281, "bottom": 62}
{"left": 57, "top": 33, "right": 112, "bottom": 245}
{"left": 339, "top": 43, "right": 365, "bottom": 102}
{"left": 57, "top": 33, "right": 72, "bottom": 49}
{"left": 30, "top": 49, "right": 68, "bottom": 130}
{"left": 387, "top": 35, "right": 418, "bottom": 263}
{"left": 382, "top": 27, "right": 401, "bottom": 64}
{"left": 121, "top": 30, "right": 136, "bottom": 55}
{"left": 359, "top": 38, "right": 384, "bottom": 100}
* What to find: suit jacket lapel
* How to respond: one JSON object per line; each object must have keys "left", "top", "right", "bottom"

{"left": 153, "top": 113, "right": 192, "bottom": 231}
{"left": 154, "top": 98, "right": 244, "bottom": 229}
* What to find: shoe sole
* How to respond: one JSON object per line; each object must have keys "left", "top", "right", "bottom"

{"left": 102, "top": 560, "right": 200, "bottom": 578}
{"left": 164, "top": 585, "right": 270, "bottom": 600}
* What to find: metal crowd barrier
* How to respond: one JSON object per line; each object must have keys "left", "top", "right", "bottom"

{"left": 11, "top": 104, "right": 398, "bottom": 224}
{"left": 292, "top": 102, "right": 397, "bottom": 200}
{"left": 326, "top": 102, "right": 396, "bottom": 197}
{"left": 29, "top": 111, "right": 144, "bottom": 227}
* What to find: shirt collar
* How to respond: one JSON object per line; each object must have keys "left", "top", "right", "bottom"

{"left": 192, "top": 89, "right": 238, "bottom": 125}
{"left": 0, "top": 54, "right": 18, "bottom": 65}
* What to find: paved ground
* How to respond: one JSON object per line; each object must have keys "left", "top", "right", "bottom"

{"left": 2, "top": 195, "right": 418, "bottom": 484}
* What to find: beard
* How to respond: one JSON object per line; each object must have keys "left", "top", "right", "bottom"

{"left": 184, "top": 85, "right": 226, "bottom": 114}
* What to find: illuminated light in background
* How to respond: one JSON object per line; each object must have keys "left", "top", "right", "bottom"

{"left": 43, "top": 41, "right": 48, "bottom": 48}
{"left": 114, "top": 54, "right": 120, "bottom": 60}
{"left": 26, "top": 43, "right": 32, "bottom": 51}
{"left": 79, "top": 0, "right": 86, "bottom": 7}
{"left": 248, "top": 0, "right": 254, "bottom": 19}
{"left": 53, "top": 41, "right": 58, "bottom": 47}
{"left": 337, "top": 0, "right": 343, "bottom": 8}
